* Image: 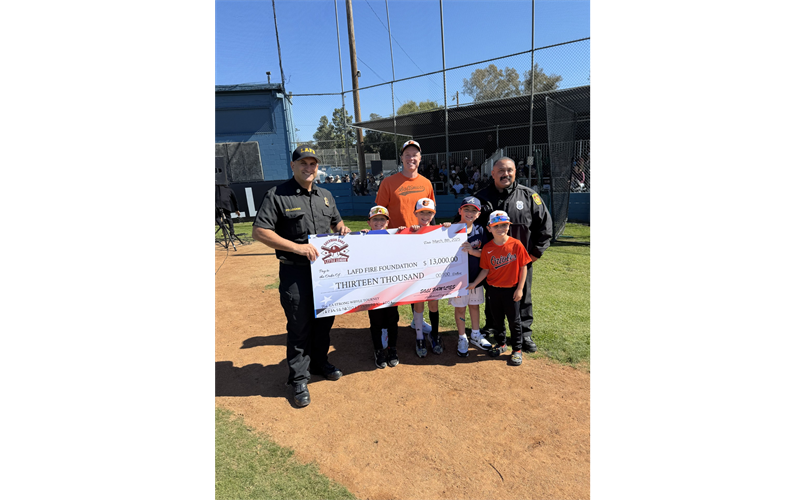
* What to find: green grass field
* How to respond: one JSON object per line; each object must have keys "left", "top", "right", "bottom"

{"left": 216, "top": 219, "right": 589, "bottom": 498}
{"left": 216, "top": 407, "right": 356, "bottom": 500}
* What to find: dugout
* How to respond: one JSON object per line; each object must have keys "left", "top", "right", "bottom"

{"left": 353, "top": 85, "right": 589, "bottom": 164}
{"left": 354, "top": 85, "right": 590, "bottom": 230}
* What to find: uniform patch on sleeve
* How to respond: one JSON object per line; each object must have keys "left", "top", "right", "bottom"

{"left": 532, "top": 193, "right": 542, "bottom": 205}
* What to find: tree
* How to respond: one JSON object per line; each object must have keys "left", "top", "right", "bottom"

{"left": 313, "top": 108, "right": 356, "bottom": 149}
{"left": 363, "top": 113, "right": 400, "bottom": 159}
{"left": 331, "top": 107, "right": 356, "bottom": 149}
{"left": 461, "top": 63, "right": 563, "bottom": 103}
{"left": 521, "top": 63, "right": 562, "bottom": 94}
{"left": 313, "top": 115, "right": 335, "bottom": 147}
{"left": 396, "top": 99, "right": 441, "bottom": 116}
{"left": 461, "top": 64, "right": 522, "bottom": 102}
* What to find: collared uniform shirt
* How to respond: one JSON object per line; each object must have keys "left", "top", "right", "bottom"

{"left": 473, "top": 181, "right": 553, "bottom": 259}
{"left": 253, "top": 177, "right": 342, "bottom": 264}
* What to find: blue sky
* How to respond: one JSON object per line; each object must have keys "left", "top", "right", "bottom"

{"left": 216, "top": 0, "right": 590, "bottom": 141}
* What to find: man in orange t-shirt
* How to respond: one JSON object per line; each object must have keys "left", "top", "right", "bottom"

{"left": 376, "top": 140, "right": 437, "bottom": 336}
{"left": 467, "top": 210, "right": 531, "bottom": 366}
{"left": 375, "top": 140, "right": 435, "bottom": 229}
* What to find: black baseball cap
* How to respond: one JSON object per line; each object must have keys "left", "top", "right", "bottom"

{"left": 292, "top": 146, "right": 321, "bottom": 163}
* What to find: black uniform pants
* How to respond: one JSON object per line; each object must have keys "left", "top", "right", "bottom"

{"left": 483, "top": 262, "right": 533, "bottom": 340}
{"left": 485, "top": 285, "right": 523, "bottom": 351}
{"left": 278, "top": 263, "right": 335, "bottom": 384}
{"left": 367, "top": 306, "right": 399, "bottom": 351}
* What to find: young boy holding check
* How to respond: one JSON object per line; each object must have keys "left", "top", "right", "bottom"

{"left": 360, "top": 205, "right": 401, "bottom": 368}
{"left": 450, "top": 196, "right": 493, "bottom": 356}
{"left": 398, "top": 198, "right": 450, "bottom": 358}
{"left": 467, "top": 210, "right": 531, "bottom": 366}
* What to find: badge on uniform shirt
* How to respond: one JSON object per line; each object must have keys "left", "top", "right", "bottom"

{"left": 516, "top": 200, "right": 524, "bottom": 210}
{"left": 532, "top": 193, "right": 542, "bottom": 205}
{"left": 324, "top": 196, "right": 330, "bottom": 207}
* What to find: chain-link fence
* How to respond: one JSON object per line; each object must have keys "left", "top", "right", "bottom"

{"left": 289, "top": 38, "right": 589, "bottom": 200}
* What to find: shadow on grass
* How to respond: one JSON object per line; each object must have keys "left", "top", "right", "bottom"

{"left": 551, "top": 239, "right": 590, "bottom": 247}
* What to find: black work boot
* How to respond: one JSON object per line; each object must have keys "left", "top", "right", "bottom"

{"left": 288, "top": 381, "right": 310, "bottom": 408}
{"left": 311, "top": 363, "right": 342, "bottom": 381}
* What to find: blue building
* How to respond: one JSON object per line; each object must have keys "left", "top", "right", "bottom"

{"left": 215, "top": 83, "right": 296, "bottom": 182}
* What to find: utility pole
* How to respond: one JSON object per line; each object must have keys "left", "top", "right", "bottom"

{"left": 334, "top": 0, "right": 350, "bottom": 172}
{"left": 439, "top": 0, "right": 449, "bottom": 165}
{"left": 345, "top": 0, "right": 366, "bottom": 181}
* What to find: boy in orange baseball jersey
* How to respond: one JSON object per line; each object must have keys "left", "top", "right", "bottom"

{"left": 398, "top": 198, "right": 451, "bottom": 357}
{"left": 467, "top": 210, "right": 531, "bottom": 366}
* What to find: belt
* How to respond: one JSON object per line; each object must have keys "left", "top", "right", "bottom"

{"left": 279, "top": 259, "right": 311, "bottom": 266}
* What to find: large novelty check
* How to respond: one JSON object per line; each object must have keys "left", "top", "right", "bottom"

{"left": 309, "top": 224, "right": 469, "bottom": 318}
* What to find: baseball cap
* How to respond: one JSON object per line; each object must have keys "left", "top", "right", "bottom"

{"left": 488, "top": 210, "right": 510, "bottom": 226}
{"left": 414, "top": 198, "right": 436, "bottom": 213}
{"left": 368, "top": 206, "right": 389, "bottom": 219}
{"left": 400, "top": 140, "right": 421, "bottom": 154}
{"left": 459, "top": 196, "right": 481, "bottom": 211}
{"left": 292, "top": 146, "right": 321, "bottom": 163}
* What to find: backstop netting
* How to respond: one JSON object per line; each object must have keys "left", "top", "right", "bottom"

{"left": 546, "top": 96, "right": 577, "bottom": 240}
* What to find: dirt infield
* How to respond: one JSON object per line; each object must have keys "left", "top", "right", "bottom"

{"left": 215, "top": 241, "right": 590, "bottom": 500}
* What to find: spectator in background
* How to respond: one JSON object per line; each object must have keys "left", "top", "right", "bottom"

{"left": 571, "top": 163, "right": 586, "bottom": 192}
{"left": 458, "top": 165, "right": 468, "bottom": 185}
{"left": 352, "top": 175, "right": 366, "bottom": 196}
{"left": 431, "top": 172, "right": 442, "bottom": 194}
{"left": 426, "top": 160, "right": 436, "bottom": 179}
{"left": 466, "top": 177, "right": 476, "bottom": 194}
{"left": 438, "top": 172, "right": 449, "bottom": 194}
{"left": 366, "top": 174, "right": 378, "bottom": 197}
{"left": 452, "top": 178, "right": 465, "bottom": 197}
{"left": 484, "top": 134, "right": 498, "bottom": 162}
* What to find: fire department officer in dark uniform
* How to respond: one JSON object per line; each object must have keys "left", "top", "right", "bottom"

{"left": 252, "top": 146, "right": 351, "bottom": 408}
{"left": 472, "top": 157, "right": 552, "bottom": 353}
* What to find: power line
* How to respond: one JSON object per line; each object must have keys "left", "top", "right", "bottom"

{"left": 356, "top": 55, "right": 386, "bottom": 83}
{"left": 361, "top": 0, "right": 439, "bottom": 87}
